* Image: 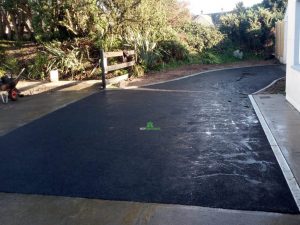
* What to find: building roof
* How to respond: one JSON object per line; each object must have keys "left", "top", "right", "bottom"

{"left": 192, "top": 14, "right": 214, "bottom": 26}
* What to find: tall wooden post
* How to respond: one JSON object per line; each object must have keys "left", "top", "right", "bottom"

{"left": 100, "top": 49, "right": 107, "bottom": 89}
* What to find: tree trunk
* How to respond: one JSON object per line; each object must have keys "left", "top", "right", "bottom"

{"left": 0, "top": 8, "right": 12, "bottom": 40}
{"left": 10, "top": 14, "right": 20, "bottom": 40}
{"left": 0, "top": 11, "right": 5, "bottom": 39}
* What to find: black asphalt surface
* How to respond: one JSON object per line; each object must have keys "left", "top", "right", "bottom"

{"left": 0, "top": 65, "right": 298, "bottom": 213}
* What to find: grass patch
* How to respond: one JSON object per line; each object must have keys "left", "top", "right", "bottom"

{"left": 155, "top": 49, "right": 264, "bottom": 72}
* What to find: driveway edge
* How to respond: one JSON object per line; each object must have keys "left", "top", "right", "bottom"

{"left": 123, "top": 64, "right": 279, "bottom": 89}
{"left": 249, "top": 94, "right": 300, "bottom": 211}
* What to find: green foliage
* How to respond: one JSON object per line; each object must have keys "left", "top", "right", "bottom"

{"left": 180, "top": 22, "right": 224, "bottom": 53}
{"left": 139, "top": 51, "right": 162, "bottom": 71}
{"left": 1, "top": 0, "right": 286, "bottom": 80}
{"left": 0, "top": 67, "right": 5, "bottom": 77}
{"left": 132, "top": 64, "right": 145, "bottom": 77}
{"left": 28, "top": 53, "right": 48, "bottom": 80}
{"left": 219, "top": 1, "right": 285, "bottom": 53}
{"left": 0, "top": 41, "right": 5, "bottom": 77}
{"left": 0, "top": 0, "right": 32, "bottom": 40}
{"left": 200, "top": 50, "right": 240, "bottom": 64}
{"left": 200, "top": 52, "right": 222, "bottom": 64}
{"left": 158, "top": 40, "right": 189, "bottom": 63}
{"left": 44, "top": 41, "right": 87, "bottom": 79}
{"left": 30, "top": 0, "right": 107, "bottom": 41}
{"left": 2, "top": 57, "right": 19, "bottom": 74}
{"left": 261, "top": 0, "right": 288, "bottom": 12}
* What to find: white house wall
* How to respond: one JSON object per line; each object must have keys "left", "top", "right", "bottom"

{"left": 283, "top": 12, "right": 288, "bottom": 64}
{"left": 286, "top": 0, "right": 300, "bottom": 112}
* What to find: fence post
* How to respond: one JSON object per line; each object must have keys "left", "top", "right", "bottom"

{"left": 100, "top": 49, "right": 107, "bottom": 89}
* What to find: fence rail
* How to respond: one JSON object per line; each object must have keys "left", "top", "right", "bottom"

{"left": 100, "top": 50, "right": 136, "bottom": 89}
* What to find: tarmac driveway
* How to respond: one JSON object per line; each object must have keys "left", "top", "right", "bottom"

{"left": 0, "top": 65, "right": 298, "bottom": 213}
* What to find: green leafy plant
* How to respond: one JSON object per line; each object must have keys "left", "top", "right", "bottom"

{"left": 200, "top": 52, "right": 221, "bottom": 64}
{"left": 44, "top": 41, "right": 86, "bottom": 79}
{"left": 158, "top": 40, "right": 189, "bottom": 63}
{"left": 28, "top": 53, "right": 49, "bottom": 80}
{"left": 132, "top": 64, "right": 145, "bottom": 77}
{"left": 180, "top": 22, "right": 224, "bottom": 53}
{"left": 2, "top": 57, "right": 20, "bottom": 74}
{"left": 0, "top": 67, "right": 6, "bottom": 77}
{"left": 219, "top": 3, "right": 285, "bottom": 53}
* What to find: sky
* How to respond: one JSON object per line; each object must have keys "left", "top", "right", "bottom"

{"left": 186, "top": 0, "right": 263, "bottom": 14}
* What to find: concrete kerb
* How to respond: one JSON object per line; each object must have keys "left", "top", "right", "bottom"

{"left": 18, "top": 75, "right": 130, "bottom": 95}
{"left": 249, "top": 95, "right": 300, "bottom": 211}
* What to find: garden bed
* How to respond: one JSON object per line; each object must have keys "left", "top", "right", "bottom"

{"left": 258, "top": 77, "right": 286, "bottom": 95}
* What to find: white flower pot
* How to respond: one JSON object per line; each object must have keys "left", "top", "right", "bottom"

{"left": 50, "top": 70, "right": 59, "bottom": 82}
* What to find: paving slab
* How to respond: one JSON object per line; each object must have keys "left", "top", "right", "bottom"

{"left": 253, "top": 94, "right": 300, "bottom": 186}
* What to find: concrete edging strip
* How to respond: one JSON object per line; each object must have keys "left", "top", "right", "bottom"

{"left": 123, "top": 64, "right": 278, "bottom": 89}
{"left": 249, "top": 94, "right": 300, "bottom": 211}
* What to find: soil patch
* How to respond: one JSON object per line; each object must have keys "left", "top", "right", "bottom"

{"left": 259, "top": 77, "right": 286, "bottom": 95}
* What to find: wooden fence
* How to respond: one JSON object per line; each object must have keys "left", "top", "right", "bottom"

{"left": 100, "top": 50, "right": 136, "bottom": 89}
{"left": 275, "top": 21, "right": 285, "bottom": 63}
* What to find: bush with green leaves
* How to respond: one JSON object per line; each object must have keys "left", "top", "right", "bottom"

{"left": 199, "top": 52, "right": 221, "bottom": 64}
{"left": 132, "top": 65, "right": 145, "bottom": 77}
{"left": 158, "top": 40, "right": 189, "bottom": 63}
{"left": 0, "top": 67, "right": 5, "bottom": 77}
{"left": 179, "top": 22, "right": 224, "bottom": 53}
{"left": 28, "top": 53, "right": 49, "bottom": 80}
{"left": 0, "top": 46, "right": 4, "bottom": 77}
{"left": 219, "top": 2, "right": 285, "bottom": 53}
{"left": 44, "top": 41, "right": 88, "bottom": 79}
{"left": 2, "top": 57, "right": 20, "bottom": 74}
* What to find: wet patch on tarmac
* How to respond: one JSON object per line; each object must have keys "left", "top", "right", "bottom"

{"left": 0, "top": 65, "right": 298, "bottom": 213}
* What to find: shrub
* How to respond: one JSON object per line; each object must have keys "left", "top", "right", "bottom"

{"left": 44, "top": 41, "right": 87, "bottom": 79}
{"left": 180, "top": 22, "right": 224, "bottom": 53}
{"left": 139, "top": 50, "right": 162, "bottom": 71}
{"left": 132, "top": 64, "right": 145, "bottom": 77}
{"left": 200, "top": 51, "right": 221, "bottom": 64}
{"left": 0, "top": 67, "right": 5, "bottom": 77}
{"left": 2, "top": 57, "right": 20, "bottom": 74}
{"left": 219, "top": 5, "right": 284, "bottom": 53}
{"left": 158, "top": 40, "right": 189, "bottom": 63}
{"left": 199, "top": 47, "right": 243, "bottom": 65}
{"left": 28, "top": 53, "right": 49, "bottom": 80}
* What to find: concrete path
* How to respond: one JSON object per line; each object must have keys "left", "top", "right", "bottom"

{"left": 0, "top": 82, "right": 99, "bottom": 136}
{"left": 1, "top": 65, "right": 300, "bottom": 224}
{"left": 0, "top": 193, "right": 300, "bottom": 225}
{"left": 252, "top": 94, "right": 300, "bottom": 202}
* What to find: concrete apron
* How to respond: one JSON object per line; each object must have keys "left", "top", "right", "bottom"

{"left": 0, "top": 193, "right": 299, "bottom": 225}
{"left": 0, "top": 82, "right": 100, "bottom": 136}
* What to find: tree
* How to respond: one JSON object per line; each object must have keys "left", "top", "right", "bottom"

{"left": 261, "top": 0, "right": 288, "bottom": 12}
{"left": 165, "top": 0, "right": 191, "bottom": 28}
{"left": 219, "top": 1, "right": 285, "bottom": 53}
{"left": 0, "top": 0, "right": 32, "bottom": 40}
